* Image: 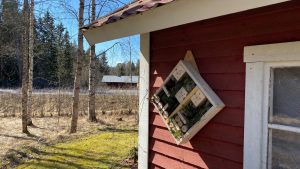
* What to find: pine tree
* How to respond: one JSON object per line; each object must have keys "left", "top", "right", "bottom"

{"left": 0, "top": 0, "right": 22, "bottom": 87}
{"left": 56, "top": 23, "right": 66, "bottom": 88}
{"left": 34, "top": 12, "right": 58, "bottom": 88}
{"left": 62, "top": 31, "right": 74, "bottom": 87}
{"left": 99, "top": 53, "right": 109, "bottom": 76}
{"left": 135, "top": 59, "right": 140, "bottom": 75}
{"left": 0, "top": 2, "right": 75, "bottom": 89}
{"left": 116, "top": 63, "right": 126, "bottom": 76}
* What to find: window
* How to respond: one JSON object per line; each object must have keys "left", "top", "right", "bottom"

{"left": 267, "top": 67, "right": 300, "bottom": 169}
{"left": 244, "top": 41, "right": 300, "bottom": 169}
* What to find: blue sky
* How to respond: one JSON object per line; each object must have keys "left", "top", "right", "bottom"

{"left": 34, "top": 0, "right": 140, "bottom": 66}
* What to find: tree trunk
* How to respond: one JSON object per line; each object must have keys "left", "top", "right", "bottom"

{"left": 88, "top": 45, "right": 97, "bottom": 122}
{"left": 88, "top": 0, "right": 97, "bottom": 122}
{"left": 21, "top": 0, "right": 30, "bottom": 134}
{"left": 70, "top": 0, "right": 84, "bottom": 134}
{"left": 27, "top": 0, "right": 34, "bottom": 126}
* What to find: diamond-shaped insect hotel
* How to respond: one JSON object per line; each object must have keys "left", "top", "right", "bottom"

{"left": 151, "top": 56, "right": 225, "bottom": 144}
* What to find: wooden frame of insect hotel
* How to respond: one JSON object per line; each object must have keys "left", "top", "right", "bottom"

{"left": 151, "top": 52, "right": 225, "bottom": 144}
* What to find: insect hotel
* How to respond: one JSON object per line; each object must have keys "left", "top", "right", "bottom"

{"left": 151, "top": 52, "right": 225, "bottom": 144}
{"left": 82, "top": 1, "right": 300, "bottom": 169}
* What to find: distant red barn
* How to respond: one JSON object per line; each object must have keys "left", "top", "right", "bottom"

{"left": 83, "top": 1, "right": 300, "bottom": 169}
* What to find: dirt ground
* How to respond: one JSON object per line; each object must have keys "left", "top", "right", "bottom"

{"left": 0, "top": 114, "right": 138, "bottom": 162}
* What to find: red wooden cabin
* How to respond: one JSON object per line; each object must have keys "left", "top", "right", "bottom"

{"left": 83, "top": 1, "right": 300, "bottom": 168}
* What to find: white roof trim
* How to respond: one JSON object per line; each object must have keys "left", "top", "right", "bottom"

{"left": 83, "top": 0, "right": 289, "bottom": 45}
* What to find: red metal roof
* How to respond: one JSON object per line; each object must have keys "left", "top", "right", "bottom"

{"left": 82, "top": 0, "right": 176, "bottom": 30}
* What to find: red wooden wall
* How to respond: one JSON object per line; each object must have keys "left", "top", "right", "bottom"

{"left": 148, "top": 1, "right": 300, "bottom": 169}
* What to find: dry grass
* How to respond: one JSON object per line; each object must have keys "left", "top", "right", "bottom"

{"left": 0, "top": 115, "right": 138, "bottom": 168}
{"left": 16, "top": 130, "right": 138, "bottom": 169}
{"left": 0, "top": 115, "right": 137, "bottom": 155}
{"left": 0, "top": 91, "right": 138, "bottom": 118}
{"left": 0, "top": 90, "right": 139, "bottom": 168}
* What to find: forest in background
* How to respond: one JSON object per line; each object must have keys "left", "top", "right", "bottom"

{"left": 0, "top": 0, "right": 139, "bottom": 89}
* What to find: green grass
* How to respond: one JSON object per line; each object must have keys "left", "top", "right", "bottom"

{"left": 16, "top": 128, "right": 137, "bottom": 169}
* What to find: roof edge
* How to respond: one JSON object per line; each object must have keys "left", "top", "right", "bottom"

{"left": 83, "top": 0, "right": 289, "bottom": 45}
{"left": 81, "top": 0, "right": 175, "bottom": 31}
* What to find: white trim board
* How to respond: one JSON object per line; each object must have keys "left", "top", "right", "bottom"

{"left": 244, "top": 41, "right": 300, "bottom": 62}
{"left": 84, "top": 0, "right": 288, "bottom": 45}
{"left": 243, "top": 62, "right": 265, "bottom": 169}
{"left": 243, "top": 41, "right": 300, "bottom": 169}
{"left": 138, "top": 33, "right": 150, "bottom": 169}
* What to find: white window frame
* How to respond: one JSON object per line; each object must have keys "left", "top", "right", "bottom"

{"left": 243, "top": 41, "right": 300, "bottom": 169}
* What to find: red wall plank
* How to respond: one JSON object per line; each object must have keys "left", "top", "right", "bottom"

{"left": 149, "top": 151, "right": 200, "bottom": 169}
{"left": 151, "top": 3, "right": 300, "bottom": 49}
{"left": 149, "top": 163, "right": 163, "bottom": 169}
{"left": 211, "top": 108, "right": 244, "bottom": 127}
{"left": 149, "top": 127, "right": 243, "bottom": 163}
{"left": 150, "top": 122, "right": 243, "bottom": 145}
{"left": 149, "top": 1, "right": 300, "bottom": 169}
{"left": 150, "top": 148, "right": 242, "bottom": 169}
{"left": 150, "top": 139, "right": 209, "bottom": 168}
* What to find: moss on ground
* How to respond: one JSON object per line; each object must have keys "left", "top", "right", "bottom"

{"left": 16, "top": 128, "right": 137, "bottom": 169}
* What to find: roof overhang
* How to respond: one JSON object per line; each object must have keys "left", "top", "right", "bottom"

{"left": 83, "top": 0, "right": 289, "bottom": 45}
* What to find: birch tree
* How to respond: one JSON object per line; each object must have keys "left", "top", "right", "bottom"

{"left": 27, "top": 0, "right": 34, "bottom": 126}
{"left": 88, "top": 0, "right": 97, "bottom": 122}
{"left": 21, "top": 0, "right": 30, "bottom": 134}
{"left": 70, "top": 0, "right": 84, "bottom": 133}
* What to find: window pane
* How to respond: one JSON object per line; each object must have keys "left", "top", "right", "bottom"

{"left": 270, "top": 129, "right": 300, "bottom": 169}
{"left": 272, "top": 67, "right": 300, "bottom": 127}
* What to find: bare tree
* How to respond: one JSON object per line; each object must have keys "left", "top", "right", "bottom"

{"left": 88, "top": 0, "right": 97, "bottom": 122}
{"left": 27, "top": 0, "right": 35, "bottom": 126}
{"left": 70, "top": 0, "right": 85, "bottom": 133}
{"left": 21, "top": 0, "right": 30, "bottom": 134}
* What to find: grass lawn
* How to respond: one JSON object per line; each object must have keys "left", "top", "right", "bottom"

{"left": 15, "top": 128, "right": 137, "bottom": 169}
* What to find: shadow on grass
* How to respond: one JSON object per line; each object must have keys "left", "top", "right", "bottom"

{"left": 4, "top": 149, "right": 34, "bottom": 167}
{"left": 96, "top": 119, "right": 113, "bottom": 126}
{"left": 0, "top": 134, "right": 37, "bottom": 141}
{"left": 28, "top": 147, "right": 103, "bottom": 162}
{"left": 41, "top": 145, "right": 104, "bottom": 156}
{"left": 21, "top": 159, "right": 82, "bottom": 169}
{"left": 2, "top": 127, "right": 137, "bottom": 169}
{"left": 97, "top": 127, "right": 137, "bottom": 133}
{"left": 29, "top": 125, "right": 48, "bottom": 130}
{"left": 26, "top": 132, "right": 39, "bottom": 138}
{"left": 25, "top": 157, "right": 127, "bottom": 169}
{"left": 20, "top": 146, "right": 128, "bottom": 169}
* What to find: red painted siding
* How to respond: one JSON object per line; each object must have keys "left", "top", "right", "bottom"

{"left": 149, "top": 1, "right": 300, "bottom": 169}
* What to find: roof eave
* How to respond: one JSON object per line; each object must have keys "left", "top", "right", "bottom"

{"left": 83, "top": 0, "right": 289, "bottom": 45}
